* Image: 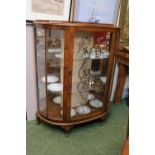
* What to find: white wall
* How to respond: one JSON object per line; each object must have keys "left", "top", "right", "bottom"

{"left": 26, "top": 25, "right": 37, "bottom": 120}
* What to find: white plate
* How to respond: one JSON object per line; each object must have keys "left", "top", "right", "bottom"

{"left": 86, "top": 93, "right": 95, "bottom": 101}
{"left": 103, "top": 52, "right": 109, "bottom": 57}
{"left": 76, "top": 106, "right": 91, "bottom": 115}
{"left": 48, "top": 48, "right": 61, "bottom": 53}
{"left": 53, "top": 96, "right": 61, "bottom": 104}
{"left": 47, "top": 83, "right": 63, "bottom": 93}
{"left": 90, "top": 52, "right": 96, "bottom": 59}
{"left": 41, "top": 75, "right": 59, "bottom": 83}
{"left": 103, "top": 52, "right": 109, "bottom": 56}
{"left": 98, "top": 52, "right": 109, "bottom": 59}
{"left": 60, "top": 108, "right": 76, "bottom": 117}
{"left": 89, "top": 99, "right": 103, "bottom": 108}
{"left": 55, "top": 53, "right": 63, "bottom": 58}
{"left": 100, "top": 76, "right": 106, "bottom": 83}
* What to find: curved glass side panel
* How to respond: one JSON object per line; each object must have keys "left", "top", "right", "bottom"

{"left": 35, "top": 28, "right": 47, "bottom": 116}
{"left": 45, "top": 30, "right": 64, "bottom": 120}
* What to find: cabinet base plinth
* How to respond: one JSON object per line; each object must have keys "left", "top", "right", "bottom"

{"left": 36, "top": 110, "right": 109, "bottom": 136}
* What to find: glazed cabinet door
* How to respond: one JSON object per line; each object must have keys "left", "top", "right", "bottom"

{"left": 69, "top": 30, "right": 118, "bottom": 120}
{"left": 35, "top": 28, "right": 65, "bottom": 121}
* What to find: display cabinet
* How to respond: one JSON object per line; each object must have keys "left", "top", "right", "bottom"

{"left": 34, "top": 21, "right": 120, "bottom": 136}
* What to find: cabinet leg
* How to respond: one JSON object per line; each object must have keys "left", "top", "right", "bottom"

{"left": 114, "top": 64, "right": 127, "bottom": 104}
{"left": 99, "top": 118, "right": 105, "bottom": 125}
{"left": 99, "top": 120, "right": 104, "bottom": 126}
{"left": 61, "top": 125, "right": 74, "bottom": 137}
{"left": 99, "top": 115, "right": 108, "bottom": 125}
{"left": 65, "top": 132, "right": 69, "bottom": 137}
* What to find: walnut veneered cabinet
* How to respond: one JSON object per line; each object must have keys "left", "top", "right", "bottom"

{"left": 34, "top": 21, "right": 120, "bottom": 136}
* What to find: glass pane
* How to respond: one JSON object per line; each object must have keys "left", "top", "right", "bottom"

{"left": 71, "top": 31, "right": 111, "bottom": 118}
{"left": 46, "top": 30, "right": 64, "bottom": 120}
{"left": 35, "top": 28, "right": 46, "bottom": 116}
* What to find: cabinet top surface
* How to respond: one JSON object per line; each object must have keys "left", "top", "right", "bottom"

{"left": 32, "top": 20, "right": 120, "bottom": 30}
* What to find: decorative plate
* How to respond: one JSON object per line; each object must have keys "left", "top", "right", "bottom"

{"left": 48, "top": 48, "right": 61, "bottom": 53}
{"left": 102, "top": 51, "right": 109, "bottom": 58}
{"left": 53, "top": 96, "right": 61, "bottom": 104}
{"left": 86, "top": 93, "right": 95, "bottom": 101}
{"left": 100, "top": 76, "right": 106, "bottom": 83}
{"left": 89, "top": 99, "right": 103, "bottom": 108}
{"left": 76, "top": 106, "right": 91, "bottom": 115}
{"left": 47, "top": 83, "right": 63, "bottom": 93}
{"left": 55, "top": 53, "right": 63, "bottom": 58}
{"left": 41, "top": 75, "right": 59, "bottom": 83}
{"left": 98, "top": 52, "right": 109, "bottom": 59}
{"left": 89, "top": 52, "right": 96, "bottom": 59}
{"left": 60, "top": 108, "right": 77, "bottom": 117}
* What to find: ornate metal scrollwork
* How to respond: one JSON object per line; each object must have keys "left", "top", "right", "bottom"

{"left": 76, "top": 33, "right": 106, "bottom": 103}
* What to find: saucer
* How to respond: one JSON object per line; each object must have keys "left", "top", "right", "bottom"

{"left": 100, "top": 76, "right": 106, "bottom": 83}
{"left": 90, "top": 52, "right": 96, "bottom": 59}
{"left": 76, "top": 106, "right": 91, "bottom": 115}
{"left": 47, "top": 83, "right": 63, "bottom": 93}
{"left": 89, "top": 99, "right": 103, "bottom": 108}
{"left": 55, "top": 53, "right": 63, "bottom": 58}
{"left": 98, "top": 52, "right": 109, "bottom": 59}
{"left": 41, "top": 75, "right": 59, "bottom": 83}
{"left": 53, "top": 96, "right": 61, "bottom": 104}
{"left": 86, "top": 93, "right": 95, "bottom": 101}
{"left": 60, "top": 108, "right": 77, "bottom": 117}
{"left": 48, "top": 48, "right": 61, "bottom": 53}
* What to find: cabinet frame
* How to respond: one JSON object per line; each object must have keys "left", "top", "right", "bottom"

{"left": 33, "top": 21, "right": 120, "bottom": 135}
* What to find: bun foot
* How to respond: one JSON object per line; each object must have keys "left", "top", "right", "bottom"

{"left": 65, "top": 132, "right": 69, "bottom": 137}
{"left": 100, "top": 121, "right": 104, "bottom": 126}
{"left": 61, "top": 125, "right": 74, "bottom": 137}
